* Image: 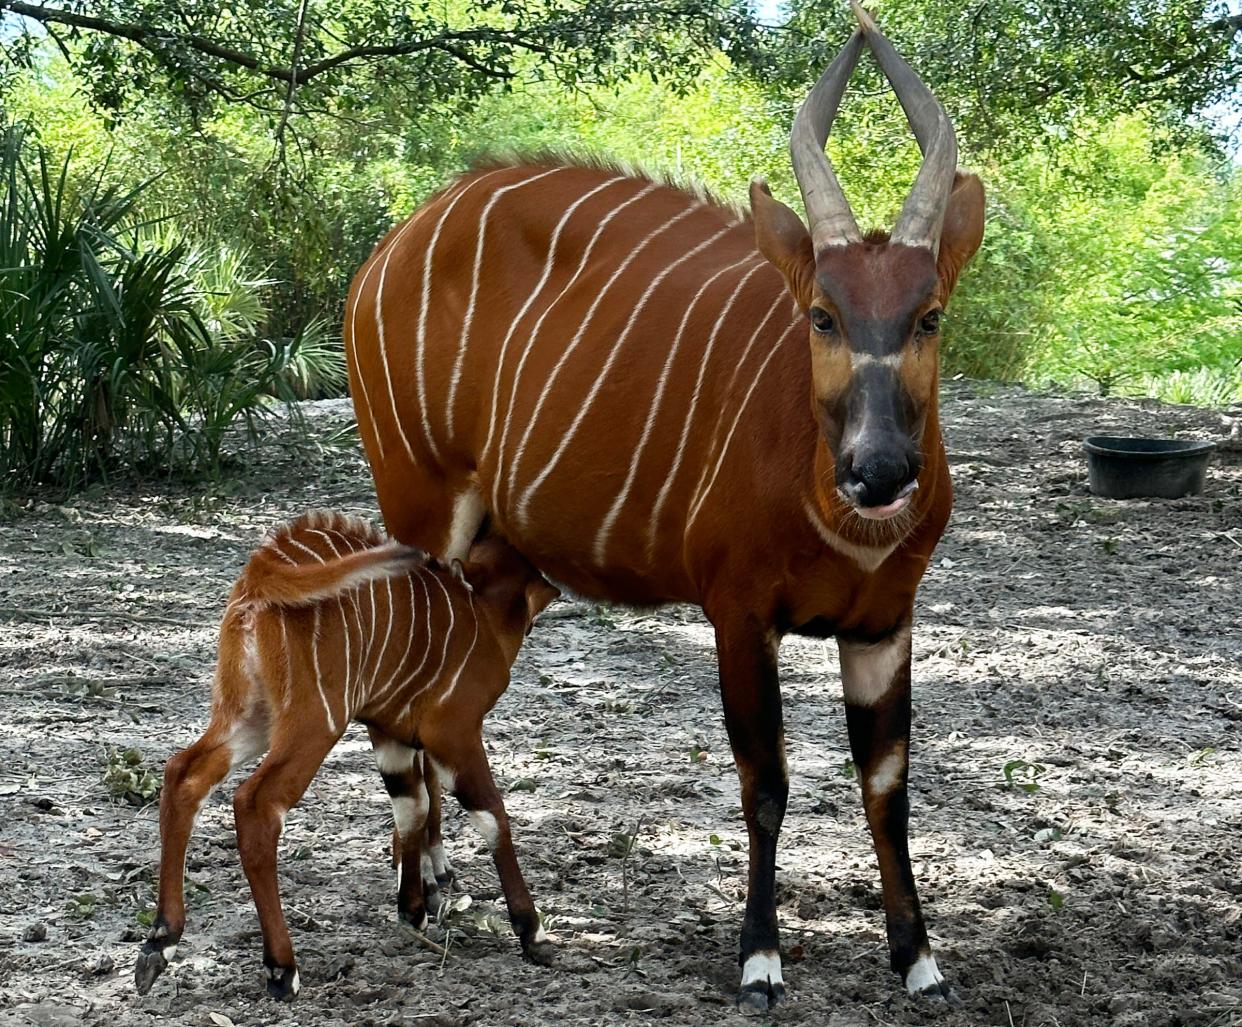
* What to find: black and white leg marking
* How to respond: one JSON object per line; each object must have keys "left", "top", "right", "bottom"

{"left": 838, "top": 621, "right": 950, "bottom": 999}
{"left": 714, "top": 621, "right": 789, "bottom": 1013}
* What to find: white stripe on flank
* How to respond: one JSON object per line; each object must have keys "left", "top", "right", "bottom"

{"left": 494, "top": 183, "right": 660, "bottom": 507}
{"left": 447, "top": 167, "right": 567, "bottom": 440}
{"left": 436, "top": 594, "right": 479, "bottom": 705}
{"left": 481, "top": 176, "right": 628, "bottom": 465}
{"left": 308, "top": 530, "right": 358, "bottom": 719}
{"left": 518, "top": 219, "right": 732, "bottom": 525}
{"left": 594, "top": 252, "right": 758, "bottom": 565}
{"left": 360, "top": 578, "right": 377, "bottom": 700}
{"left": 310, "top": 606, "right": 338, "bottom": 733}
{"left": 374, "top": 244, "right": 421, "bottom": 464}
{"left": 803, "top": 499, "right": 899, "bottom": 572}
{"left": 510, "top": 203, "right": 704, "bottom": 523}
{"left": 645, "top": 260, "right": 770, "bottom": 557}
{"left": 415, "top": 169, "right": 514, "bottom": 466}
{"left": 278, "top": 615, "right": 292, "bottom": 709}
{"left": 682, "top": 295, "right": 788, "bottom": 521}
{"left": 346, "top": 177, "right": 476, "bottom": 462}
{"left": 684, "top": 317, "right": 802, "bottom": 535}
{"left": 269, "top": 540, "right": 298, "bottom": 564}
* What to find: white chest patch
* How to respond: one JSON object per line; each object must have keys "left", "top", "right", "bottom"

{"left": 803, "top": 499, "right": 898, "bottom": 573}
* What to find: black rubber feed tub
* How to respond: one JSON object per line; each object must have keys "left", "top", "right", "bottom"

{"left": 1083, "top": 436, "right": 1215, "bottom": 499}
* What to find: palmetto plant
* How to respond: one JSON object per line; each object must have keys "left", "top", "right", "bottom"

{"left": 0, "top": 123, "right": 334, "bottom": 492}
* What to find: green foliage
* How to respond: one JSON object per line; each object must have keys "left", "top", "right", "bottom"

{"left": 0, "top": 0, "right": 762, "bottom": 122}
{"left": 0, "top": 122, "right": 337, "bottom": 493}
{"left": 777, "top": 1, "right": 1242, "bottom": 152}
{"left": 2, "top": 0, "right": 1238, "bottom": 482}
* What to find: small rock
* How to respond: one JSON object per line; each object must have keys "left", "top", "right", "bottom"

{"left": 23, "top": 923, "right": 48, "bottom": 942}
{"left": 91, "top": 953, "right": 115, "bottom": 975}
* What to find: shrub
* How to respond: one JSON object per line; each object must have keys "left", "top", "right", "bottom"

{"left": 0, "top": 123, "right": 337, "bottom": 493}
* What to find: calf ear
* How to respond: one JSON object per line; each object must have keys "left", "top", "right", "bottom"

{"left": 524, "top": 578, "right": 561, "bottom": 626}
{"left": 936, "top": 173, "right": 985, "bottom": 301}
{"left": 751, "top": 180, "right": 815, "bottom": 310}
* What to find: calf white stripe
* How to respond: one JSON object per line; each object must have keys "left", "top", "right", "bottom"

{"left": 511, "top": 203, "right": 704, "bottom": 522}
{"left": 436, "top": 596, "right": 479, "bottom": 705}
{"left": 369, "top": 577, "right": 395, "bottom": 703}
{"left": 520, "top": 218, "right": 730, "bottom": 522}
{"left": 369, "top": 572, "right": 427, "bottom": 709}
{"left": 685, "top": 317, "right": 802, "bottom": 534}
{"left": 494, "top": 183, "right": 660, "bottom": 506}
{"left": 310, "top": 606, "right": 338, "bottom": 733}
{"left": 646, "top": 260, "right": 770, "bottom": 555}
{"left": 595, "top": 252, "right": 758, "bottom": 564}
{"left": 481, "top": 176, "right": 628, "bottom": 464}
{"left": 399, "top": 572, "right": 457, "bottom": 720}
{"left": 414, "top": 169, "right": 514, "bottom": 465}
{"left": 447, "top": 167, "right": 567, "bottom": 440}
{"left": 278, "top": 615, "right": 292, "bottom": 709}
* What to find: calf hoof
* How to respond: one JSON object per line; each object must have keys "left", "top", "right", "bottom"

{"left": 522, "top": 939, "right": 556, "bottom": 967}
{"left": 133, "top": 942, "right": 171, "bottom": 995}
{"left": 736, "top": 980, "right": 785, "bottom": 1015}
{"left": 399, "top": 905, "right": 430, "bottom": 932}
{"left": 265, "top": 964, "right": 301, "bottom": 1002}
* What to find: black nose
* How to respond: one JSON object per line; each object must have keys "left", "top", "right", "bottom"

{"left": 841, "top": 449, "right": 913, "bottom": 508}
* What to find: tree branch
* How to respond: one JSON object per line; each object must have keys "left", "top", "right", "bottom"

{"left": 0, "top": 0, "right": 551, "bottom": 86}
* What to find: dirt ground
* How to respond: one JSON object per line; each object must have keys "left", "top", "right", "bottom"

{"left": 1, "top": 381, "right": 1240, "bottom": 1027}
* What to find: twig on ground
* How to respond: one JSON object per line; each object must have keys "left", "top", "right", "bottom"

{"left": 621, "top": 815, "right": 646, "bottom": 916}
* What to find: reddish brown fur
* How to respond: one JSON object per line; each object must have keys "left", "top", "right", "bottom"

{"left": 344, "top": 152, "right": 985, "bottom": 1002}
{"left": 135, "top": 513, "right": 559, "bottom": 999}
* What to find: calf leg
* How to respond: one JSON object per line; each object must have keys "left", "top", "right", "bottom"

{"left": 233, "top": 723, "right": 338, "bottom": 1001}
{"left": 425, "top": 738, "right": 552, "bottom": 965}
{"left": 423, "top": 760, "right": 455, "bottom": 890}
{"left": 838, "top": 621, "right": 948, "bottom": 998}
{"left": 713, "top": 618, "right": 788, "bottom": 1013}
{"left": 135, "top": 716, "right": 265, "bottom": 995}
{"left": 368, "top": 728, "right": 432, "bottom": 927}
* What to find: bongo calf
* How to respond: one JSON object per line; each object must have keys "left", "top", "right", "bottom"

{"left": 134, "top": 511, "right": 559, "bottom": 1000}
